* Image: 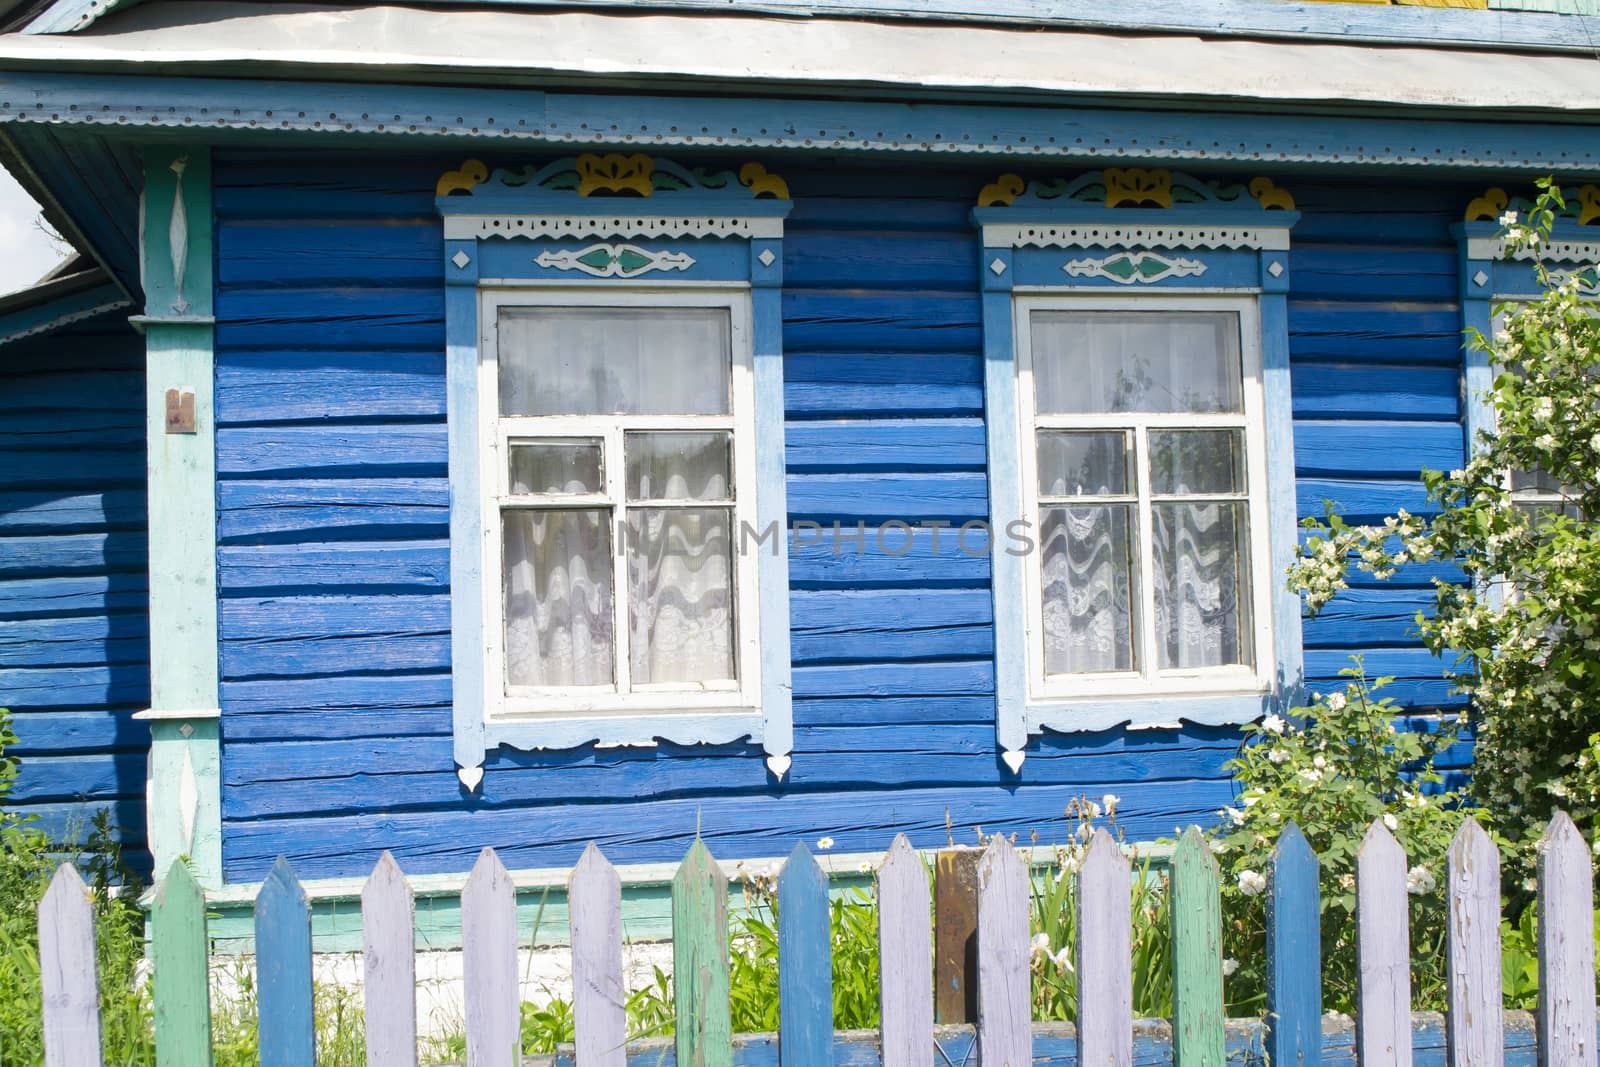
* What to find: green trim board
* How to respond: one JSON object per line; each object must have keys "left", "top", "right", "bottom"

{"left": 136, "top": 145, "right": 221, "bottom": 887}
{"left": 973, "top": 168, "right": 1304, "bottom": 759}
{"left": 176, "top": 842, "right": 1176, "bottom": 954}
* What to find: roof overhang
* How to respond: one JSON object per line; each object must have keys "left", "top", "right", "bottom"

{"left": 3, "top": 3, "right": 1600, "bottom": 115}
{"left": 0, "top": 263, "right": 129, "bottom": 346}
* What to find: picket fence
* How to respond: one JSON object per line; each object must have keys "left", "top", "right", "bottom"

{"left": 33, "top": 815, "right": 1600, "bottom": 1067}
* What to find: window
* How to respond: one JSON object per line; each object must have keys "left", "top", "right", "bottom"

{"left": 1015, "top": 300, "right": 1273, "bottom": 700}
{"left": 973, "top": 166, "right": 1302, "bottom": 757}
{"left": 482, "top": 294, "right": 760, "bottom": 716}
{"left": 436, "top": 153, "right": 794, "bottom": 784}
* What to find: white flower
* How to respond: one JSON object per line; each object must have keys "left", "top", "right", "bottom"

{"left": 1031, "top": 932, "right": 1051, "bottom": 956}
{"left": 1499, "top": 209, "right": 1519, "bottom": 227}
{"left": 1221, "top": 958, "right": 1240, "bottom": 977}
{"left": 816, "top": 836, "right": 835, "bottom": 850}
{"left": 1224, "top": 807, "right": 1246, "bottom": 826}
{"left": 1313, "top": 755, "right": 1327, "bottom": 770}
{"left": 857, "top": 861, "right": 873, "bottom": 873}
{"left": 1053, "top": 946, "right": 1074, "bottom": 972}
{"left": 1102, "top": 793, "right": 1121, "bottom": 812}
{"left": 1237, "top": 870, "right": 1267, "bottom": 897}
{"left": 1267, "top": 748, "right": 1288, "bottom": 764}
{"left": 1261, "top": 714, "right": 1287, "bottom": 735}
{"left": 1326, "top": 692, "right": 1347, "bottom": 712}
{"left": 1406, "top": 865, "right": 1437, "bottom": 895}
{"left": 1383, "top": 813, "right": 1398, "bottom": 831}
{"left": 1298, "top": 767, "right": 1323, "bottom": 784}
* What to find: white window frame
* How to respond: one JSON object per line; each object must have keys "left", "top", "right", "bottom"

{"left": 1011, "top": 291, "right": 1277, "bottom": 704}
{"left": 478, "top": 285, "right": 763, "bottom": 721}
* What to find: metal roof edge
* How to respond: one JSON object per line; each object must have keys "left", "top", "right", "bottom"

{"left": 0, "top": 266, "right": 131, "bottom": 346}
{"left": 23, "top": 0, "right": 1600, "bottom": 56}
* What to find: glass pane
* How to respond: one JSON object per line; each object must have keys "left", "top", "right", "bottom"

{"left": 1149, "top": 429, "right": 1246, "bottom": 496}
{"left": 627, "top": 507, "right": 735, "bottom": 684}
{"left": 1037, "top": 431, "right": 1130, "bottom": 497}
{"left": 502, "top": 509, "right": 614, "bottom": 687}
{"left": 627, "top": 431, "right": 733, "bottom": 502}
{"left": 1039, "top": 506, "right": 1135, "bottom": 675}
{"left": 1511, "top": 466, "right": 1562, "bottom": 495}
{"left": 1031, "top": 311, "right": 1243, "bottom": 414}
{"left": 498, "top": 307, "right": 731, "bottom": 416}
{"left": 508, "top": 439, "right": 603, "bottom": 495}
{"left": 1152, "top": 502, "right": 1253, "bottom": 671}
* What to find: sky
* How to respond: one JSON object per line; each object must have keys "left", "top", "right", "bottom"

{"left": 0, "top": 165, "right": 74, "bottom": 295}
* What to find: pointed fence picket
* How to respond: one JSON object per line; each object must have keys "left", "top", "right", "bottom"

{"left": 37, "top": 811, "right": 1600, "bottom": 1067}
{"left": 571, "top": 843, "right": 626, "bottom": 1067}
{"left": 463, "top": 846, "right": 521, "bottom": 1067}
{"left": 1448, "top": 818, "right": 1504, "bottom": 1067}
{"left": 1357, "top": 820, "right": 1412, "bottom": 1067}
{"left": 877, "top": 834, "right": 932, "bottom": 1067}
{"left": 1267, "top": 822, "right": 1321, "bottom": 1067}
{"left": 38, "top": 864, "right": 101, "bottom": 1067}
{"left": 257, "top": 855, "right": 315, "bottom": 1067}
{"left": 363, "top": 851, "right": 420, "bottom": 1067}
{"left": 1076, "top": 829, "right": 1132, "bottom": 1067}
{"left": 778, "top": 842, "right": 832, "bottom": 1067}
{"left": 976, "top": 834, "right": 1031, "bottom": 1067}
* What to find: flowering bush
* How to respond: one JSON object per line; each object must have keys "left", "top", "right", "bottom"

{"left": 1209, "top": 666, "right": 1477, "bottom": 1014}
{"left": 1288, "top": 180, "right": 1600, "bottom": 867}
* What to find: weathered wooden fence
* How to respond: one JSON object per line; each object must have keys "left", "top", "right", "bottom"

{"left": 35, "top": 815, "right": 1600, "bottom": 1067}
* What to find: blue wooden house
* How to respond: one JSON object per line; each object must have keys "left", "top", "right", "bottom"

{"left": 1, "top": 0, "right": 1598, "bottom": 916}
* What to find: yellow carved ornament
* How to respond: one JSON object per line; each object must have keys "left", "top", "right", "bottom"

{"left": 1465, "top": 187, "right": 1510, "bottom": 222}
{"left": 739, "top": 162, "right": 790, "bottom": 200}
{"left": 436, "top": 159, "right": 489, "bottom": 197}
{"left": 1249, "top": 177, "right": 1296, "bottom": 212}
{"left": 1578, "top": 185, "right": 1600, "bottom": 226}
{"left": 978, "top": 174, "right": 1026, "bottom": 208}
{"left": 1104, "top": 167, "right": 1172, "bottom": 209}
{"left": 576, "top": 153, "right": 655, "bottom": 197}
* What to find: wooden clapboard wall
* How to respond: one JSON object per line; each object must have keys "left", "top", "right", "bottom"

{"left": 211, "top": 151, "right": 1473, "bottom": 881}
{"left": 0, "top": 312, "right": 151, "bottom": 872}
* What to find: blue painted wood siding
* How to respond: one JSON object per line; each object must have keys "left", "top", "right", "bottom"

{"left": 212, "top": 153, "right": 1467, "bottom": 881}
{"left": 0, "top": 314, "right": 151, "bottom": 872}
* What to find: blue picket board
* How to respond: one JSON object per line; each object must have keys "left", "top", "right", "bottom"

{"left": 778, "top": 842, "right": 833, "bottom": 1067}
{"left": 1267, "top": 823, "right": 1322, "bottom": 1067}
{"left": 255, "top": 855, "right": 315, "bottom": 1067}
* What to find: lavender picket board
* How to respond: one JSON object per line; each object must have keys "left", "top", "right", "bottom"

{"left": 877, "top": 834, "right": 933, "bottom": 1067}
{"left": 1357, "top": 821, "right": 1412, "bottom": 1067}
{"left": 976, "top": 835, "right": 1030, "bottom": 1067}
{"left": 1076, "top": 829, "right": 1132, "bottom": 1067}
{"left": 1446, "top": 818, "right": 1502, "bottom": 1067}
{"left": 570, "top": 843, "right": 626, "bottom": 1067}
{"left": 256, "top": 856, "right": 315, "bottom": 1067}
{"left": 779, "top": 842, "right": 833, "bottom": 1067}
{"left": 1537, "top": 812, "right": 1596, "bottom": 1067}
{"left": 1267, "top": 822, "right": 1321, "bottom": 1067}
{"left": 1171, "top": 827, "right": 1225, "bottom": 1067}
{"left": 673, "top": 840, "right": 732, "bottom": 1067}
{"left": 38, "top": 864, "right": 101, "bottom": 1067}
{"left": 363, "top": 851, "right": 419, "bottom": 1067}
{"left": 152, "top": 859, "right": 212, "bottom": 1067}
{"left": 463, "top": 847, "right": 521, "bottom": 1067}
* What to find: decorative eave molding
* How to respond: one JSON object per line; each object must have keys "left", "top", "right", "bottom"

{"left": 973, "top": 168, "right": 1297, "bottom": 250}
{"left": 1461, "top": 186, "right": 1600, "bottom": 267}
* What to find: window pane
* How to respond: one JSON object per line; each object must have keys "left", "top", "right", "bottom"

{"left": 627, "top": 431, "right": 733, "bottom": 502}
{"left": 627, "top": 507, "right": 735, "bottom": 684}
{"left": 1152, "top": 502, "right": 1253, "bottom": 671}
{"left": 1149, "top": 429, "right": 1246, "bottom": 496}
{"left": 1031, "top": 311, "right": 1242, "bottom": 414}
{"left": 1039, "top": 506, "right": 1135, "bottom": 674}
{"left": 502, "top": 509, "right": 614, "bottom": 687}
{"left": 1037, "top": 431, "right": 1130, "bottom": 497}
{"left": 508, "top": 439, "right": 603, "bottom": 495}
{"left": 498, "top": 307, "right": 731, "bottom": 416}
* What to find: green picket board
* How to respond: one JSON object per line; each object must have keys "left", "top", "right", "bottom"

{"left": 1171, "top": 826, "right": 1225, "bottom": 1067}
{"left": 672, "top": 839, "right": 732, "bottom": 1067}
{"left": 152, "top": 860, "right": 213, "bottom": 1067}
